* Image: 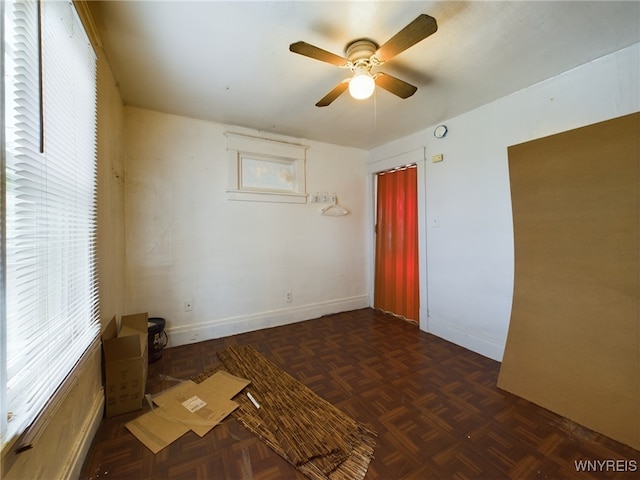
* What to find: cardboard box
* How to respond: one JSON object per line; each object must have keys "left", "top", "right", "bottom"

{"left": 102, "top": 313, "right": 149, "bottom": 417}
{"left": 125, "top": 371, "right": 250, "bottom": 453}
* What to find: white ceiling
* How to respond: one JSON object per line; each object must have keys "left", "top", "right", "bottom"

{"left": 90, "top": 1, "right": 640, "bottom": 150}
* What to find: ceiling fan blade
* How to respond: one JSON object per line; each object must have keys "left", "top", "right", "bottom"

{"left": 375, "top": 73, "right": 417, "bottom": 99}
{"left": 315, "top": 80, "right": 349, "bottom": 107}
{"left": 374, "top": 14, "right": 437, "bottom": 63}
{"left": 290, "top": 41, "right": 349, "bottom": 67}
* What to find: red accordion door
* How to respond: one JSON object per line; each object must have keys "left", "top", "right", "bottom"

{"left": 374, "top": 165, "right": 419, "bottom": 323}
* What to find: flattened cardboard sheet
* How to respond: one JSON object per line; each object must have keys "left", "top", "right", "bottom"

{"left": 125, "top": 410, "right": 191, "bottom": 454}
{"left": 125, "top": 371, "right": 250, "bottom": 452}
{"left": 153, "top": 379, "right": 239, "bottom": 437}
{"left": 199, "top": 370, "right": 254, "bottom": 399}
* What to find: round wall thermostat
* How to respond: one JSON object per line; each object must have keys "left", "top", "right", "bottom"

{"left": 434, "top": 125, "right": 448, "bottom": 138}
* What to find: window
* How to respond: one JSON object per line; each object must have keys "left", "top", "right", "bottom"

{"left": 240, "top": 155, "right": 297, "bottom": 193}
{"left": 225, "top": 132, "right": 308, "bottom": 203}
{"left": 1, "top": 0, "right": 98, "bottom": 450}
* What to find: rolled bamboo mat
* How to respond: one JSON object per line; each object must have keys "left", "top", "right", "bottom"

{"left": 192, "top": 345, "right": 376, "bottom": 480}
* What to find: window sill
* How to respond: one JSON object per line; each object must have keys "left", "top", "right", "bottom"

{"left": 226, "top": 190, "right": 308, "bottom": 204}
{"left": 1, "top": 338, "right": 100, "bottom": 458}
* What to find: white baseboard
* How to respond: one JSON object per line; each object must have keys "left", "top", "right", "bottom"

{"left": 63, "top": 389, "right": 104, "bottom": 480}
{"left": 424, "top": 317, "right": 505, "bottom": 362}
{"left": 167, "top": 295, "right": 370, "bottom": 347}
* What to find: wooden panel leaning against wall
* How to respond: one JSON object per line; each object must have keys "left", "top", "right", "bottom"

{"left": 498, "top": 112, "right": 640, "bottom": 451}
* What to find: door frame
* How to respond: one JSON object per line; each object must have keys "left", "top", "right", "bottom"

{"left": 366, "top": 148, "right": 428, "bottom": 330}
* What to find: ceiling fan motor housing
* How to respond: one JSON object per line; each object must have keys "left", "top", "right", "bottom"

{"left": 345, "top": 39, "right": 379, "bottom": 65}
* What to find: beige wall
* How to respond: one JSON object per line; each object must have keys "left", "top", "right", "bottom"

{"left": 97, "top": 40, "right": 127, "bottom": 325}
{"left": 124, "top": 108, "right": 370, "bottom": 344}
{"left": 3, "top": 42, "right": 125, "bottom": 480}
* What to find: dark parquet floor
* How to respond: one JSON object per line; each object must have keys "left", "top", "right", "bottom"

{"left": 80, "top": 308, "right": 638, "bottom": 479}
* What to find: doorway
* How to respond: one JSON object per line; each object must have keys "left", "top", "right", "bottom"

{"left": 374, "top": 165, "right": 419, "bottom": 323}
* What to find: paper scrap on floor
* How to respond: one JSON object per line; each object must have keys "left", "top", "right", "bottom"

{"left": 125, "top": 370, "right": 250, "bottom": 453}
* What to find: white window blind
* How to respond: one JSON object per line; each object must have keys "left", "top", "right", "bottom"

{"left": 1, "top": 0, "right": 99, "bottom": 448}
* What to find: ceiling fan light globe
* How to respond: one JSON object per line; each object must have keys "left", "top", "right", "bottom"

{"left": 349, "top": 72, "right": 375, "bottom": 100}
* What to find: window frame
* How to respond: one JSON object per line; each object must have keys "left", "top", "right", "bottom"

{"left": 225, "top": 132, "right": 308, "bottom": 203}
{"left": 1, "top": 0, "right": 99, "bottom": 453}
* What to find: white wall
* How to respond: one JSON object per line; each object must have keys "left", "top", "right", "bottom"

{"left": 124, "top": 108, "right": 369, "bottom": 345}
{"left": 368, "top": 43, "right": 640, "bottom": 361}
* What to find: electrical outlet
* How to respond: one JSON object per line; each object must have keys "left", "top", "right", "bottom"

{"left": 184, "top": 299, "right": 193, "bottom": 312}
{"left": 285, "top": 290, "right": 292, "bottom": 303}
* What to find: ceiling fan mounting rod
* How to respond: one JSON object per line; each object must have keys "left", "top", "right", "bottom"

{"left": 350, "top": 58, "right": 372, "bottom": 73}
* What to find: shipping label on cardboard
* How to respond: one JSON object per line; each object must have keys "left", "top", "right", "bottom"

{"left": 181, "top": 395, "right": 207, "bottom": 413}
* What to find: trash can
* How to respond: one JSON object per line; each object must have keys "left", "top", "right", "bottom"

{"left": 148, "top": 317, "right": 168, "bottom": 363}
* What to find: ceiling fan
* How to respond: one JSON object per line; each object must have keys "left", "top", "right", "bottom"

{"left": 289, "top": 14, "right": 437, "bottom": 107}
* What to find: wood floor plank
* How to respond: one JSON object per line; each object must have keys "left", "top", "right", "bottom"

{"left": 80, "top": 308, "right": 639, "bottom": 479}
